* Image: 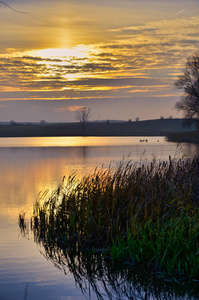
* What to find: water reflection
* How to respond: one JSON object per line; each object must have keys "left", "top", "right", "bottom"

{"left": 1, "top": 137, "right": 199, "bottom": 299}
{"left": 1, "top": 140, "right": 199, "bottom": 220}
{"left": 19, "top": 216, "right": 199, "bottom": 300}
{"left": 0, "top": 136, "right": 170, "bottom": 148}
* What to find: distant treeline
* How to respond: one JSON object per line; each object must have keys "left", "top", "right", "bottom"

{"left": 0, "top": 118, "right": 197, "bottom": 138}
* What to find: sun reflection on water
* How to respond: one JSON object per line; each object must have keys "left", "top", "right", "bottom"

{"left": 0, "top": 136, "right": 167, "bottom": 147}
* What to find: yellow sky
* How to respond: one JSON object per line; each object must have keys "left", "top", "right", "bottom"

{"left": 0, "top": 0, "right": 199, "bottom": 121}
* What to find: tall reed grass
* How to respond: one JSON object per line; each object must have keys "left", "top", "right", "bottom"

{"left": 21, "top": 157, "right": 199, "bottom": 281}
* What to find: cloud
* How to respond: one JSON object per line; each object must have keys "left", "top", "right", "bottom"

{"left": 1, "top": 15, "right": 199, "bottom": 104}
{"left": 55, "top": 105, "right": 84, "bottom": 112}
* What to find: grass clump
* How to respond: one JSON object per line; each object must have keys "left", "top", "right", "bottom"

{"left": 27, "top": 157, "right": 199, "bottom": 281}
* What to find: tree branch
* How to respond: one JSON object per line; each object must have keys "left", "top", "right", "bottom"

{"left": 0, "top": 1, "right": 29, "bottom": 14}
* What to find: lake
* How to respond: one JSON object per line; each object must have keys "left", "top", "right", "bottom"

{"left": 0, "top": 136, "right": 199, "bottom": 300}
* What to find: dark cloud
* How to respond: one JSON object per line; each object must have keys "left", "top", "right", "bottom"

{"left": 101, "top": 44, "right": 134, "bottom": 49}
{"left": 180, "top": 39, "right": 199, "bottom": 44}
{"left": 22, "top": 56, "right": 62, "bottom": 62}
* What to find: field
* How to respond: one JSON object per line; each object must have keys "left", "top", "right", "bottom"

{"left": 0, "top": 118, "right": 196, "bottom": 137}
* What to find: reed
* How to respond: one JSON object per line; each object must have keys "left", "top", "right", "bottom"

{"left": 26, "top": 157, "right": 199, "bottom": 281}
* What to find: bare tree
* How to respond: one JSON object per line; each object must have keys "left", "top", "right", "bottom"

{"left": 75, "top": 107, "right": 91, "bottom": 124}
{"left": 0, "top": 1, "right": 28, "bottom": 13}
{"left": 175, "top": 51, "right": 199, "bottom": 121}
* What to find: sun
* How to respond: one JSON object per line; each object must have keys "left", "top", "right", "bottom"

{"left": 28, "top": 46, "right": 91, "bottom": 60}
{"left": 22, "top": 45, "right": 94, "bottom": 82}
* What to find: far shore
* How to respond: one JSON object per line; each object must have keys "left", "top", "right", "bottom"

{"left": 0, "top": 118, "right": 197, "bottom": 140}
{"left": 167, "top": 131, "right": 199, "bottom": 144}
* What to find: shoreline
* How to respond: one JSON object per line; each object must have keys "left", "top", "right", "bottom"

{"left": 167, "top": 131, "right": 199, "bottom": 144}
{"left": 0, "top": 118, "right": 196, "bottom": 138}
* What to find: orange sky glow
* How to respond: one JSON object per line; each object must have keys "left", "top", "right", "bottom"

{"left": 1, "top": 0, "right": 199, "bottom": 122}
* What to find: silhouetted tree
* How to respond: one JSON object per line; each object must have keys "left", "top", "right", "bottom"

{"left": 175, "top": 51, "right": 199, "bottom": 123}
{"left": 75, "top": 107, "right": 91, "bottom": 135}
{"left": 75, "top": 107, "right": 91, "bottom": 124}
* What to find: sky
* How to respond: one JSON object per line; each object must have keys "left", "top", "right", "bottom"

{"left": 1, "top": 0, "right": 199, "bottom": 122}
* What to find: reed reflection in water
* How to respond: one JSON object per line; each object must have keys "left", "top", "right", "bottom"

{"left": 19, "top": 216, "right": 199, "bottom": 300}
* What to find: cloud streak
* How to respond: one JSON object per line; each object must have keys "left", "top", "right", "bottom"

{"left": 174, "top": 9, "right": 186, "bottom": 17}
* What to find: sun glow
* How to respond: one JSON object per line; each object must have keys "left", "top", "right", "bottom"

{"left": 28, "top": 46, "right": 91, "bottom": 60}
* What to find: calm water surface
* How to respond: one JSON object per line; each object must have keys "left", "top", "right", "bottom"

{"left": 0, "top": 136, "right": 199, "bottom": 300}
